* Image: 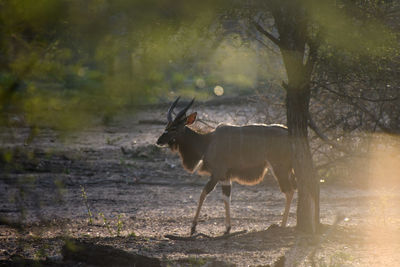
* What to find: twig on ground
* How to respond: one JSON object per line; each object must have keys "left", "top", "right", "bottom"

{"left": 164, "top": 230, "right": 247, "bottom": 241}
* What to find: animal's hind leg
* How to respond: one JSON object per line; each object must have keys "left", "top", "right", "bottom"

{"left": 270, "top": 164, "right": 295, "bottom": 227}
{"left": 282, "top": 189, "right": 294, "bottom": 227}
{"left": 191, "top": 177, "right": 218, "bottom": 236}
{"left": 220, "top": 180, "right": 232, "bottom": 235}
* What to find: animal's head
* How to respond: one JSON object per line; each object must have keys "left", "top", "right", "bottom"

{"left": 156, "top": 97, "right": 197, "bottom": 149}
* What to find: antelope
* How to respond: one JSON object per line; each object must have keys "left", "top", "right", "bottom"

{"left": 156, "top": 97, "right": 296, "bottom": 235}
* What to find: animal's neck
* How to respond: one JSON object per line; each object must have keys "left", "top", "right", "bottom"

{"left": 177, "top": 127, "right": 210, "bottom": 172}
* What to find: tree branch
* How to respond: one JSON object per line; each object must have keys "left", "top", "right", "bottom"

{"left": 322, "top": 85, "right": 399, "bottom": 135}
{"left": 253, "top": 35, "right": 280, "bottom": 55}
{"left": 304, "top": 42, "right": 318, "bottom": 79}
{"left": 252, "top": 21, "right": 281, "bottom": 47}
{"left": 308, "top": 114, "right": 351, "bottom": 154}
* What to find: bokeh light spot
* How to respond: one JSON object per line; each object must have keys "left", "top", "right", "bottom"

{"left": 195, "top": 78, "right": 205, "bottom": 88}
{"left": 214, "top": 85, "right": 224, "bottom": 96}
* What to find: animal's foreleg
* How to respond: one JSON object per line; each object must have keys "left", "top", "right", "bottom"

{"left": 281, "top": 189, "right": 294, "bottom": 227}
{"left": 191, "top": 178, "right": 217, "bottom": 235}
{"left": 221, "top": 181, "right": 232, "bottom": 235}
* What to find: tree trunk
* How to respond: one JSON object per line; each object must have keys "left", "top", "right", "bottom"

{"left": 280, "top": 48, "right": 320, "bottom": 234}
{"left": 261, "top": 0, "right": 320, "bottom": 233}
{"left": 286, "top": 82, "right": 320, "bottom": 233}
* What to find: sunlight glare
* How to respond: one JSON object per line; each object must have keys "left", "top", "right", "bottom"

{"left": 363, "top": 133, "right": 400, "bottom": 265}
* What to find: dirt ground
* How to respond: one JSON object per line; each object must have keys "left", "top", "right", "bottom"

{"left": 1, "top": 101, "right": 400, "bottom": 266}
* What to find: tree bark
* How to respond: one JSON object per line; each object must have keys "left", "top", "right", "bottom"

{"left": 286, "top": 82, "right": 320, "bottom": 233}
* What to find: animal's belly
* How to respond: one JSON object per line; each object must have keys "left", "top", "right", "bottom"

{"left": 228, "top": 164, "right": 268, "bottom": 185}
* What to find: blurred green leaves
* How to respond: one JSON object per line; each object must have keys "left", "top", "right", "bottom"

{"left": 0, "top": 0, "right": 229, "bottom": 130}
{"left": 1, "top": 0, "right": 398, "bottom": 131}
{"left": 308, "top": 0, "right": 399, "bottom": 71}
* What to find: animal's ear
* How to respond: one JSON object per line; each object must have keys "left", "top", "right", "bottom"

{"left": 185, "top": 112, "right": 197, "bottom": 125}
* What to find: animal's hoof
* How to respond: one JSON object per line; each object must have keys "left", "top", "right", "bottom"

{"left": 223, "top": 226, "right": 231, "bottom": 235}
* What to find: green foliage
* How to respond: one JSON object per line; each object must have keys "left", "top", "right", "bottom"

{"left": 0, "top": 0, "right": 234, "bottom": 131}
{"left": 80, "top": 185, "right": 93, "bottom": 225}
{"left": 309, "top": 0, "right": 399, "bottom": 77}
{"left": 1, "top": 0, "right": 398, "bottom": 135}
{"left": 309, "top": 0, "right": 397, "bottom": 57}
{"left": 98, "top": 212, "right": 126, "bottom": 237}
{"left": 128, "top": 231, "right": 137, "bottom": 238}
{"left": 116, "top": 214, "right": 124, "bottom": 237}
{"left": 99, "top": 212, "right": 113, "bottom": 236}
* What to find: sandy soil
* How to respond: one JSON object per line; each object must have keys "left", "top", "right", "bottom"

{"left": 1, "top": 101, "right": 400, "bottom": 266}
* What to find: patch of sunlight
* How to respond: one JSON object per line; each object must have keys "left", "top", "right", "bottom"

{"left": 363, "top": 133, "right": 400, "bottom": 265}
{"left": 367, "top": 134, "right": 400, "bottom": 188}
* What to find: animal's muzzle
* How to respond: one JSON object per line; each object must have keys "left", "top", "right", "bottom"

{"left": 156, "top": 133, "right": 169, "bottom": 147}
{"left": 156, "top": 137, "right": 164, "bottom": 146}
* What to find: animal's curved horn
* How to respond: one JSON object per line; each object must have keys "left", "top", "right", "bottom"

{"left": 167, "top": 96, "right": 180, "bottom": 122}
{"left": 175, "top": 98, "right": 195, "bottom": 120}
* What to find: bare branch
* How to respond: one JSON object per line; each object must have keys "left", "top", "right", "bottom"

{"left": 322, "top": 85, "right": 400, "bottom": 135}
{"left": 304, "top": 42, "right": 318, "bottom": 78}
{"left": 165, "top": 230, "right": 247, "bottom": 241}
{"left": 308, "top": 114, "right": 351, "bottom": 154}
{"left": 253, "top": 35, "right": 280, "bottom": 55}
{"left": 252, "top": 21, "right": 281, "bottom": 47}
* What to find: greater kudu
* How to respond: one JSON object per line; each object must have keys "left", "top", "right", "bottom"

{"left": 156, "top": 97, "right": 296, "bottom": 235}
